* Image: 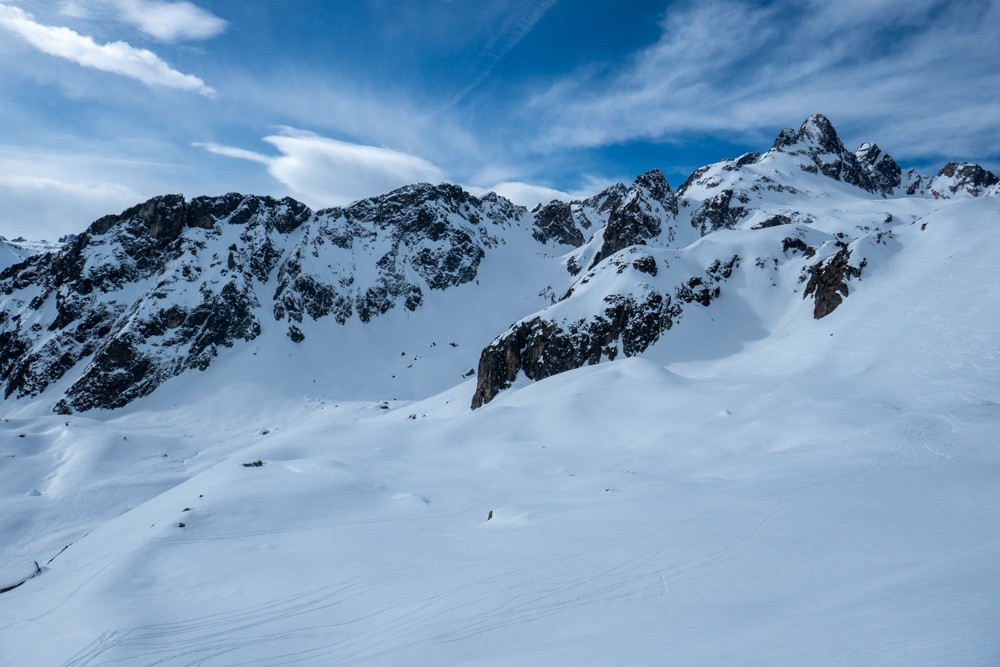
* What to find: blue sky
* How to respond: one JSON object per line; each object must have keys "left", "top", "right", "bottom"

{"left": 1, "top": 0, "right": 998, "bottom": 239}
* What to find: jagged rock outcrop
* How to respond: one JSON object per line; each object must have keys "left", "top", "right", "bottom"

{"left": 531, "top": 201, "right": 586, "bottom": 247}
{"left": 927, "top": 162, "right": 999, "bottom": 198}
{"left": 590, "top": 170, "right": 679, "bottom": 268}
{"left": 273, "top": 183, "right": 525, "bottom": 334}
{"left": 3, "top": 112, "right": 998, "bottom": 414}
{"left": 855, "top": 143, "right": 902, "bottom": 195}
{"left": 802, "top": 245, "right": 866, "bottom": 319}
{"left": 471, "top": 253, "right": 739, "bottom": 408}
{"left": 0, "top": 185, "right": 530, "bottom": 412}
{"left": 531, "top": 182, "right": 628, "bottom": 248}
{"left": 769, "top": 114, "right": 890, "bottom": 195}
{"left": 2, "top": 193, "right": 310, "bottom": 412}
{"left": 690, "top": 188, "right": 751, "bottom": 235}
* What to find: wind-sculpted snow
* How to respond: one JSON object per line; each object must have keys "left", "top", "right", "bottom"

{"left": 4, "top": 198, "right": 1000, "bottom": 663}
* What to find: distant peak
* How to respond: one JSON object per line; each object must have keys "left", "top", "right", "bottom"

{"left": 631, "top": 169, "right": 673, "bottom": 202}
{"left": 772, "top": 113, "right": 845, "bottom": 155}
{"left": 935, "top": 162, "right": 999, "bottom": 182}
{"left": 855, "top": 142, "right": 890, "bottom": 166}
{"left": 929, "top": 162, "right": 999, "bottom": 198}
{"left": 800, "top": 113, "right": 836, "bottom": 137}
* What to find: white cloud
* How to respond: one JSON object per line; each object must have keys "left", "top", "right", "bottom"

{"left": 196, "top": 143, "right": 271, "bottom": 165}
{"left": 525, "top": 0, "right": 1000, "bottom": 162}
{"left": 199, "top": 130, "right": 447, "bottom": 208}
{"left": 112, "top": 0, "right": 226, "bottom": 42}
{"left": 470, "top": 181, "right": 571, "bottom": 208}
{"left": 57, "top": 1, "right": 89, "bottom": 18}
{"left": 0, "top": 171, "right": 139, "bottom": 240}
{"left": 468, "top": 173, "right": 622, "bottom": 208}
{"left": 199, "top": 133, "right": 622, "bottom": 211}
{"left": 447, "top": 0, "right": 557, "bottom": 107}
{"left": 0, "top": 4, "right": 214, "bottom": 95}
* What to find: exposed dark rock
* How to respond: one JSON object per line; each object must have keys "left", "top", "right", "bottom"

{"left": 751, "top": 214, "right": 793, "bottom": 230}
{"left": 273, "top": 183, "right": 520, "bottom": 337}
{"left": 532, "top": 202, "right": 586, "bottom": 247}
{"left": 855, "top": 143, "right": 902, "bottom": 195}
{"left": 590, "top": 170, "right": 678, "bottom": 268}
{"left": 471, "top": 256, "right": 738, "bottom": 408}
{"left": 771, "top": 114, "right": 885, "bottom": 194}
{"left": 803, "top": 245, "right": 867, "bottom": 318}
{"left": 471, "top": 290, "right": 680, "bottom": 409}
{"left": 1, "top": 184, "right": 535, "bottom": 412}
{"left": 691, "top": 189, "right": 749, "bottom": 235}
{"left": 781, "top": 237, "right": 815, "bottom": 256}
{"left": 929, "top": 162, "right": 999, "bottom": 198}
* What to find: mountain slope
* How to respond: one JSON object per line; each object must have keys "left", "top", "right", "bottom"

{"left": 471, "top": 115, "right": 999, "bottom": 406}
{"left": 0, "top": 113, "right": 998, "bottom": 418}
{"left": 1, "top": 114, "right": 999, "bottom": 665}
{"left": 1, "top": 198, "right": 998, "bottom": 665}
{"left": 0, "top": 186, "right": 567, "bottom": 414}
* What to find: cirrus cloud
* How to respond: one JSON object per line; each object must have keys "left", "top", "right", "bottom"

{"left": 526, "top": 0, "right": 1000, "bottom": 163}
{"left": 112, "top": 0, "right": 226, "bottom": 42}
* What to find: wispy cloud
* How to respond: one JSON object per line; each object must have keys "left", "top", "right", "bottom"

{"left": 197, "top": 130, "right": 613, "bottom": 210}
{"left": 199, "top": 130, "right": 447, "bottom": 208}
{"left": 0, "top": 164, "right": 139, "bottom": 240}
{"left": 111, "top": 0, "right": 226, "bottom": 42}
{"left": 525, "top": 0, "right": 1000, "bottom": 162}
{"left": 0, "top": 3, "right": 214, "bottom": 94}
{"left": 467, "top": 181, "right": 570, "bottom": 208}
{"left": 447, "top": 0, "right": 557, "bottom": 107}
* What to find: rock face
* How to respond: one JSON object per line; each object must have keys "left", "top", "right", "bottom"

{"left": 272, "top": 183, "right": 525, "bottom": 335}
{"left": 803, "top": 245, "right": 866, "bottom": 319}
{"left": 2, "top": 193, "right": 310, "bottom": 412}
{"left": 469, "top": 114, "right": 999, "bottom": 408}
{"left": 3, "top": 113, "right": 999, "bottom": 414}
{"left": 0, "top": 185, "right": 528, "bottom": 412}
{"left": 770, "top": 114, "right": 880, "bottom": 192}
{"left": 590, "top": 169, "right": 679, "bottom": 268}
{"left": 532, "top": 183, "right": 627, "bottom": 249}
{"left": 927, "top": 162, "right": 1000, "bottom": 198}
{"left": 471, "top": 252, "right": 739, "bottom": 408}
{"left": 855, "top": 143, "right": 903, "bottom": 195}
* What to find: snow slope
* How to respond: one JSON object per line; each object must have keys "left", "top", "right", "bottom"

{"left": 1, "top": 198, "right": 999, "bottom": 665}
{"left": 0, "top": 236, "right": 62, "bottom": 273}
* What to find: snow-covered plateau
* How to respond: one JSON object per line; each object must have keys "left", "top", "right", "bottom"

{"left": 1, "top": 115, "right": 999, "bottom": 665}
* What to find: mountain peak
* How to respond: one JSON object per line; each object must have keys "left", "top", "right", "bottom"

{"left": 928, "top": 162, "right": 1000, "bottom": 198}
{"left": 772, "top": 113, "right": 846, "bottom": 156}
{"left": 854, "top": 142, "right": 902, "bottom": 195}
{"left": 768, "top": 114, "right": 898, "bottom": 194}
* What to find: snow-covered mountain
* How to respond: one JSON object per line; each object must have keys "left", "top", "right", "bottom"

{"left": 2, "top": 115, "right": 1000, "bottom": 665}
{"left": 0, "top": 185, "right": 565, "bottom": 414}
{"left": 3, "top": 114, "right": 997, "bottom": 416}
{"left": 0, "top": 235, "right": 64, "bottom": 273}
{"left": 471, "top": 114, "right": 1000, "bottom": 406}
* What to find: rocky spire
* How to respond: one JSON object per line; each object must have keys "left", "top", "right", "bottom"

{"left": 589, "top": 169, "right": 678, "bottom": 268}
{"left": 769, "top": 114, "right": 887, "bottom": 194}
{"left": 855, "top": 142, "right": 902, "bottom": 195}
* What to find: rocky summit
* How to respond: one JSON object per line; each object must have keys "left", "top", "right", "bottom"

{"left": 0, "top": 114, "right": 998, "bottom": 414}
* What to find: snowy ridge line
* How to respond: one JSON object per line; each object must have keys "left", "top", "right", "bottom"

{"left": 0, "top": 114, "right": 998, "bottom": 414}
